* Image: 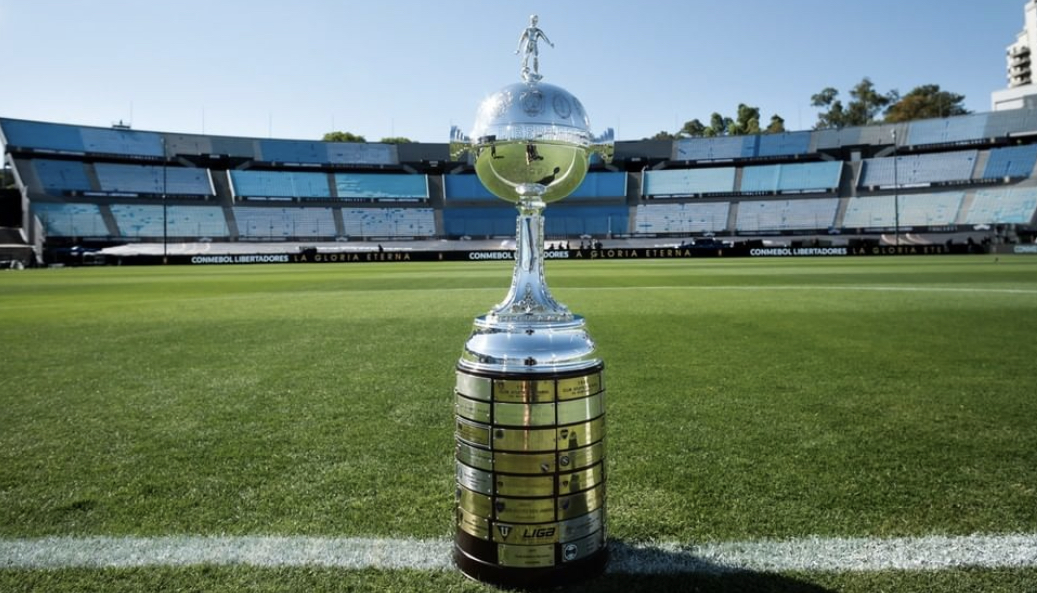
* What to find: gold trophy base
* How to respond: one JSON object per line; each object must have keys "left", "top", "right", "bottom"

{"left": 453, "top": 363, "right": 608, "bottom": 588}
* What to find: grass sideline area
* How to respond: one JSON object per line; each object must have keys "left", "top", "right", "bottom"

{"left": 1, "top": 256, "right": 1036, "bottom": 591}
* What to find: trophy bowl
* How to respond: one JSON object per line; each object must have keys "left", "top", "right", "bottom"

{"left": 471, "top": 82, "right": 593, "bottom": 204}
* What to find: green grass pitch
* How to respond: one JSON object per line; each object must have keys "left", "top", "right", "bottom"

{"left": 1, "top": 255, "right": 1036, "bottom": 591}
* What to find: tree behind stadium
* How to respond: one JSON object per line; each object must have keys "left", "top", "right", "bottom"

{"left": 812, "top": 77, "right": 968, "bottom": 129}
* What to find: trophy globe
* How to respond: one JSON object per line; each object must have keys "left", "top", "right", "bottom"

{"left": 450, "top": 14, "right": 614, "bottom": 589}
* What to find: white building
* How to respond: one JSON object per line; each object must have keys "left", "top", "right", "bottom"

{"left": 993, "top": 0, "right": 1037, "bottom": 110}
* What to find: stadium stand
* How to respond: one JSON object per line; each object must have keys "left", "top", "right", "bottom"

{"left": 32, "top": 159, "right": 93, "bottom": 194}
{"left": 545, "top": 205, "right": 629, "bottom": 236}
{"left": 859, "top": 123, "right": 902, "bottom": 148}
{"left": 444, "top": 174, "right": 499, "bottom": 201}
{"left": 736, "top": 198, "right": 840, "bottom": 232}
{"left": 842, "top": 192, "right": 965, "bottom": 228}
{"left": 447, "top": 171, "right": 626, "bottom": 201}
{"left": 80, "top": 127, "right": 164, "bottom": 158}
{"left": 643, "top": 168, "right": 736, "bottom": 197}
{"left": 231, "top": 170, "right": 331, "bottom": 200}
{"left": 841, "top": 196, "right": 899, "bottom": 229}
{"left": 95, "top": 163, "right": 213, "bottom": 196}
{"left": 235, "top": 206, "right": 337, "bottom": 239}
{"left": 110, "top": 204, "right": 229, "bottom": 239}
{"left": 443, "top": 206, "right": 516, "bottom": 237}
{"left": 163, "top": 133, "right": 215, "bottom": 157}
{"left": 33, "top": 202, "right": 109, "bottom": 237}
{"left": 334, "top": 173, "right": 428, "bottom": 201}
{"left": 341, "top": 207, "right": 435, "bottom": 238}
{"left": 907, "top": 113, "right": 989, "bottom": 146}
{"left": 258, "top": 140, "right": 332, "bottom": 165}
{"left": 756, "top": 131, "right": 812, "bottom": 158}
{"left": 634, "top": 202, "right": 730, "bottom": 234}
{"left": 674, "top": 136, "right": 756, "bottom": 161}
{"left": 859, "top": 151, "right": 978, "bottom": 188}
{"left": 567, "top": 171, "right": 627, "bottom": 201}
{"left": 814, "top": 127, "right": 864, "bottom": 151}
{"left": 3, "top": 108, "right": 1037, "bottom": 264}
{"left": 985, "top": 109, "right": 1037, "bottom": 138}
{"left": 740, "top": 162, "right": 842, "bottom": 194}
{"left": 981, "top": 144, "right": 1037, "bottom": 179}
{"left": 258, "top": 139, "right": 397, "bottom": 165}
{"left": 897, "top": 192, "right": 967, "bottom": 226}
{"left": 1, "top": 119, "right": 88, "bottom": 153}
{"left": 965, "top": 188, "right": 1037, "bottom": 224}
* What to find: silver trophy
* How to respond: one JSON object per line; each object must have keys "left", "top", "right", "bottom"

{"left": 450, "top": 15, "right": 614, "bottom": 588}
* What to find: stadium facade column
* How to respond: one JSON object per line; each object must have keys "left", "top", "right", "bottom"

{"left": 449, "top": 15, "right": 615, "bottom": 589}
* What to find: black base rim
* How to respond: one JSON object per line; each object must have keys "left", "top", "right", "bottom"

{"left": 454, "top": 544, "right": 608, "bottom": 590}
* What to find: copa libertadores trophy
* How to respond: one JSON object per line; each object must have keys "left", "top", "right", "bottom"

{"left": 449, "top": 15, "right": 614, "bottom": 588}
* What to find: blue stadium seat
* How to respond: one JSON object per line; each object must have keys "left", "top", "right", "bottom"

{"left": 776, "top": 162, "right": 842, "bottom": 192}
{"left": 32, "top": 202, "right": 108, "bottom": 237}
{"left": 814, "top": 127, "right": 863, "bottom": 151}
{"left": 842, "top": 192, "right": 964, "bottom": 228}
{"left": 643, "top": 168, "right": 736, "bottom": 197}
{"left": 259, "top": 140, "right": 328, "bottom": 164}
{"left": 756, "top": 132, "right": 811, "bottom": 158}
{"left": 740, "top": 162, "right": 841, "bottom": 193}
{"left": 327, "top": 142, "right": 396, "bottom": 165}
{"left": 444, "top": 174, "right": 498, "bottom": 201}
{"left": 568, "top": 172, "right": 628, "bottom": 200}
{"left": 739, "top": 165, "right": 780, "bottom": 193}
{"left": 110, "top": 205, "right": 229, "bottom": 238}
{"left": 860, "top": 151, "right": 977, "bottom": 187}
{"left": 1, "top": 119, "right": 86, "bottom": 152}
{"left": 259, "top": 139, "right": 398, "bottom": 165}
{"left": 442, "top": 207, "right": 517, "bottom": 237}
{"left": 32, "top": 159, "right": 93, "bottom": 194}
{"left": 965, "top": 188, "right": 1037, "bottom": 224}
{"left": 674, "top": 136, "right": 756, "bottom": 161}
{"left": 230, "top": 170, "right": 331, "bottom": 199}
{"left": 334, "top": 174, "right": 429, "bottom": 200}
{"left": 341, "top": 208, "right": 434, "bottom": 237}
{"left": 234, "top": 206, "right": 337, "bottom": 239}
{"left": 985, "top": 109, "right": 1037, "bottom": 138}
{"left": 895, "top": 192, "right": 965, "bottom": 226}
{"left": 982, "top": 145, "right": 1037, "bottom": 179}
{"left": 735, "top": 198, "right": 839, "bottom": 231}
{"left": 446, "top": 171, "right": 627, "bottom": 201}
{"left": 545, "top": 205, "right": 629, "bottom": 236}
{"left": 80, "top": 128, "right": 164, "bottom": 157}
{"left": 95, "top": 163, "right": 213, "bottom": 196}
{"left": 634, "top": 202, "right": 730, "bottom": 234}
{"left": 907, "top": 114, "right": 989, "bottom": 146}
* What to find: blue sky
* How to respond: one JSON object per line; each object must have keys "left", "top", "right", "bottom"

{"left": 0, "top": 0, "right": 1026, "bottom": 143}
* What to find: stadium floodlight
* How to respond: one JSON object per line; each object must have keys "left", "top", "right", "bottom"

{"left": 450, "top": 15, "right": 613, "bottom": 589}
{"left": 162, "top": 136, "right": 168, "bottom": 264}
{"left": 892, "top": 129, "right": 900, "bottom": 246}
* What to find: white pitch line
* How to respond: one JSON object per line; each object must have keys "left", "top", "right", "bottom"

{"left": 569, "top": 285, "right": 1037, "bottom": 295}
{"left": 1, "top": 534, "right": 1036, "bottom": 573}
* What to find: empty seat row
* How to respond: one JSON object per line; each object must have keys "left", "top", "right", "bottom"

{"left": 859, "top": 151, "right": 978, "bottom": 187}
{"left": 633, "top": 202, "right": 730, "bottom": 234}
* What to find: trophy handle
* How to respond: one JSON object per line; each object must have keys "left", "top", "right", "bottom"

{"left": 449, "top": 126, "right": 471, "bottom": 162}
{"left": 590, "top": 128, "right": 615, "bottom": 164}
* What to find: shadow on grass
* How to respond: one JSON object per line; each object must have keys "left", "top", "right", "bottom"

{"left": 563, "top": 540, "right": 834, "bottom": 593}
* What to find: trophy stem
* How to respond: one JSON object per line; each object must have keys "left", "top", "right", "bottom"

{"left": 490, "top": 184, "right": 571, "bottom": 323}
